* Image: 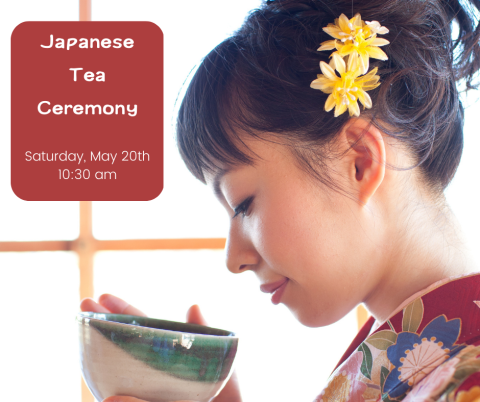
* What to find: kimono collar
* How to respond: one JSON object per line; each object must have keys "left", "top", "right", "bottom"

{"left": 323, "top": 271, "right": 480, "bottom": 402}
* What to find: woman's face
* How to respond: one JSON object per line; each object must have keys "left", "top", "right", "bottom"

{"left": 205, "top": 136, "right": 384, "bottom": 327}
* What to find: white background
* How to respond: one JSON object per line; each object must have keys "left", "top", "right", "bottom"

{"left": 1, "top": 1, "right": 479, "bottom": 402}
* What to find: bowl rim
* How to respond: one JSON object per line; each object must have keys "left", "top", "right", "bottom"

{"left": 76, "top": 311, "right": 238, "bottom": 339}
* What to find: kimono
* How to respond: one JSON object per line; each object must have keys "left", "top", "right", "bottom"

{"left": 315, "top": 272, "right": 480, "bottom": 402}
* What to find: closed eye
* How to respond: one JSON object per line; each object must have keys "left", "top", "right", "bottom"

{"left": 232, "top": 196, "right": 254, "bottom": 219}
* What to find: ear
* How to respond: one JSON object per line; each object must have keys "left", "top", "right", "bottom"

{"left": 339, "top": 118, "right": 386, "bottom": 205}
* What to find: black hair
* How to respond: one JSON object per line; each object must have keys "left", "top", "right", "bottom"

{"left": 176, "top": 0, "right": 480, "bottom": 194}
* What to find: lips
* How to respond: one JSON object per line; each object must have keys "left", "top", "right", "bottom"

{"left": 260, "top": 278, "right": 289, "bottom": 305}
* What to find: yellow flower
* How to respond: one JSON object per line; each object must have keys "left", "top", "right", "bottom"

{"left": 335, "top": 35, "right": 389, "bottom": 74}
{"left": 319, "top": 13, "right": 364, "bottom": 47}
{"left": 310, "top": 53, "right": 380, "bottom": 117}
{"left": 318, "top": 13, "right": 389, "bottom": 74}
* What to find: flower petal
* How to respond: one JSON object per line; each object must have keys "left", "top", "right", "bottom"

{"left": 359, "top": 51, "right": 370, "bottom": 75}
{"left": 320, "top": 61, "right": 338, "bottom": 81}
{"left": 362, "top": 25, "right": 373, "bottom": 39}
{"left": 361, "top": 80, "right": 381, "bottom": 92}
{"left": 337, "top": 44, "right": 355, "bottom": 57}
{"left": 311, "top": 76, "right": 336, "bottom": 93}
{"left": 358, "top": 90, "right": 372, "bottom": 108}
{"left": 329, "top": 57, "right": 336, "bottom": 70}
{"left": 335, "top": 40, "right": 345, "bottom": 51}
{"left": 361, "top": 67, "right": 379, "bottom": 80}
{"left": 367, "top": 21, "right": 389, "bottom": 35}
{"left": 366, "top": 46, "right": 388, "bottom": 60}
{"left": 323, "top": 26, "right": 344, "bottom": 40}
{"left": 339, "top": 14, "right": 352, "bottom": 33}
{"left": 365, "top": 21, "right": 379, "bottom": 29}
{"left": 357, "top": 90, "right": 365, "bottom": 107}
{"left": 356, "top": 68, "right": 380, "bottom": 90}
{"left": 377, "top": 26, "right": 389, "bottom": 35}
{"left": 357, "top": 78, "right": 380, "bottom": 91}
{"left": 324, "top": 94, "right": 336, "bottom": 112}
{"left": 334, "top": 102, "right": 348, "bottom": 117}
{"left": 332, "top": 53, "right": 346, "bottom": 74}
{"left": 370, "top": 38, "right": 390, "bottom": 46}
{"left": 363, "top": 34, "right": 378, "bottom": 46}
{"left": 317, "top": 40, "right": 337, "bottom": 51}
{"left": 352, "top": 13, "right": 362, "bottom": 28}
{"left": 347, "top": 51, "right": 359, "bottom": 72}
{"left": 348, "top": 100, "right": 360, "bottom": 117}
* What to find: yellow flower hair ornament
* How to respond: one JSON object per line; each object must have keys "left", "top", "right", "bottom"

{"left": 310, "top": 13, "right": 389, "bottom": 117}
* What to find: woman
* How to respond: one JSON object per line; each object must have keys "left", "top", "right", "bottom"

{"left": 81, "top": 0, "right": 480, "bottom": 400}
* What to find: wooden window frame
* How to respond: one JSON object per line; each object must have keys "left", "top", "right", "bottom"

{"left": 0, "top": 201, "right": 226, "bottom": 402}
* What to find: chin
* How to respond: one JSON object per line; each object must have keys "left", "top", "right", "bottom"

{"left": 290, "top": 307, "right": 341, "bottom": 328}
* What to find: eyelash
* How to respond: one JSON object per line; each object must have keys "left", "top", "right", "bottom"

{"left": 232, "top": 196, "right": 254, "bottom": 219}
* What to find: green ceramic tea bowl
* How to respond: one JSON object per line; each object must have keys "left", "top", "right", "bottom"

{"left": 77, "top": 312, "right": 239, "bottom": 402}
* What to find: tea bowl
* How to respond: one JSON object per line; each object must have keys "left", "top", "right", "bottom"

{"left": 77, "top": 312, "right": 239, "bottom": 402}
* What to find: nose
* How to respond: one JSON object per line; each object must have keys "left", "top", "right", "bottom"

{"left": 225, "top": 220, "right": 260, "bottom": 274}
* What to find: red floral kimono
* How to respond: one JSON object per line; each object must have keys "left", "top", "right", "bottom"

{"left": 315, "top": 272, "right": 480, "bottom": 402}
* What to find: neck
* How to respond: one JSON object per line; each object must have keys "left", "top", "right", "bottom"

{"left": 363, "top": 195, "right": 477, "bottom": 324}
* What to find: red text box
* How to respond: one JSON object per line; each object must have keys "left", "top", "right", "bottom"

{"left": 11, "top": 21, "right": 163, "bottom": 200}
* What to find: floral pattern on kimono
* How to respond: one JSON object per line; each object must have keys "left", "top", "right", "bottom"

{"left": 314, "top": 272, "right": 480, "bottom": 402}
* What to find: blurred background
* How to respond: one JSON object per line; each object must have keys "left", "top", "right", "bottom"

{"left": 1, "top": 1, "right": 479, "bottom": 402}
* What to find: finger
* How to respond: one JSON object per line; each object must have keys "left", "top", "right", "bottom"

{"left": 98, "top": 294, "right": 147, "bottom": 317}
{"left": 186, "top": 304, "right": 208, "bottom": 326}
{"left": 212, "top": 371, "right": 243, "bottom": 402}
{"left": 80, "top": 297, "right": 111, "bottom": 313}
{"left": 102, "top": 397, "right": 149, "bottom": 402}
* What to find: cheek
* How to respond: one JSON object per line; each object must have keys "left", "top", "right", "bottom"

{"left": 252, "top": 184, "right": 371, "bottom": 325}
{"left": 261, "top": 190, "right": 354, "bottom": 271}
{"left": 251, "top": 191, "right": 315, "bottom": 268}
{"left": 251, "top": 184, "right": 352, "bottom": 280}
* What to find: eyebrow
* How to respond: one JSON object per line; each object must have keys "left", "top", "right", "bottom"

{"left": 213, "top": 167, "right": 232, "bottom": 199}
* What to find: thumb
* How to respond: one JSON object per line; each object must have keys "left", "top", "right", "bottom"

{"left": 186, "top": 304, "right": 208, "bottom": 326}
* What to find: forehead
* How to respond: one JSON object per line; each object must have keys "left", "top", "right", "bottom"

{"left": 204, "top": 138, "right": 299, "bottom": 193}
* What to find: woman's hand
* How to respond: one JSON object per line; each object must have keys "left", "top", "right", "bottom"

{"left": 80, "top": 295, "right": 243, "bottom": 402}
{"left": 80, "top": 293, "right": 147, "bottom": 316}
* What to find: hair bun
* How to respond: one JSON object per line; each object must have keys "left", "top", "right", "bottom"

{"left": 445, "top": 0, "right": 480, "bottom": 89}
